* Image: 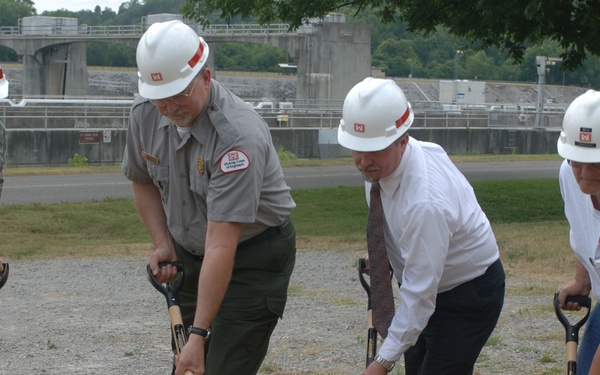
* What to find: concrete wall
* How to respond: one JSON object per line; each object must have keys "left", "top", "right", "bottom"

{"left": 4, "top": 128, "right": 561, "bottom": 167}
{"left": 296, "top": 22, "right": 371, "bottom": 101}
{"left": 9, "top": 129, "right": 127, "bottom": 166}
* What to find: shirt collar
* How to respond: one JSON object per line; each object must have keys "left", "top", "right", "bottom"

{"left": 378, "top": 136, "right": 412, "bottom": 199}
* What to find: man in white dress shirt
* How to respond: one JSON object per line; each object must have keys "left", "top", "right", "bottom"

{"left": 556, "top": 89, "right": 600, "bottom": 375}
{"left": 0, "top": 66, "right": 8, "bottom": 199}
{"left": 338, "top": 77, "right": 505, "bottom": 375}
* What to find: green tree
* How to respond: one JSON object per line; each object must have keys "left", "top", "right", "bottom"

{"left": 0, "top": 0, "right": 34, "bottom": 25}
{"left": 372, "top": 38, "right": 418, "bottom": 77}
{"left": 213, "top": 42, "right": 288, "bottom": 71}
{"left": 181, "top": 0, "right": 600, "bottom": 70}
{"left": 463, "top": 51, "right": 495, "bottom": 81}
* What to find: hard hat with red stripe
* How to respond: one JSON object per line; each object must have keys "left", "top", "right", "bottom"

{"left": 0, "top": 65, "right": 8, "bottom": 99}
{"left": 338, "top": 78, "right": 413, "bottom": 152}
{"left": 557, "top": 89, "right": 600, "bottom": 163}
{"left": 136, "top": 20, "right": 209, "bottom": 100}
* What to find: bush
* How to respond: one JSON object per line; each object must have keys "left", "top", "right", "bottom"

{"left": 68, "top": 153, "right": 88, "bottom": 167}
{"left": 277, "top": 146, "right": 297, "bottom": 162}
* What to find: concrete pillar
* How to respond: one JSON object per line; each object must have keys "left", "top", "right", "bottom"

{"left": 297, "top": 22, "right": 371, "bottom": 102}
{"left": 22, "top": 43, "right": 89, "bottom": 97}
{"left": 43, "top": 43, "right": 88, "bottom": 96}
{"left": 23, "top": 53, "right": 45, "bottom": 96}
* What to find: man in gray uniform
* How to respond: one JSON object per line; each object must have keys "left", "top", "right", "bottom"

{"left": 122, "top": 21, "right": 296, "bottom": 375}
{"left": 0, "top": 66, "right": 8, "bottom": 199}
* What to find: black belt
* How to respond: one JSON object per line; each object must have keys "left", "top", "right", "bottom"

{"left": 238, "top": 217, "right": 291, "bottom": 248}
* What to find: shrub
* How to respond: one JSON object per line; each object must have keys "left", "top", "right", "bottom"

{"left": 68, "top": 153, "right": 88, "bottom": 167}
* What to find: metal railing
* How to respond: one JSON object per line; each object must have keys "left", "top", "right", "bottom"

{"left": 0, "top": 24, "right": 144, "bottom": 37}
{"left": 0, "top": 99, "right": 566, "bottom": 130}
{"left": 0, "top": 99, "right": 134, "bottom": 130}
{"left": 0, "top": 22, "right": 292, "bottom": 38}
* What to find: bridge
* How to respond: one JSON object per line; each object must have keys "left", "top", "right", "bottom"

{"left": 0, "top": 16, "right": 371, "bottom": 101}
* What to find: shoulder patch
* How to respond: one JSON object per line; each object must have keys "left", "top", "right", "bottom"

{"left": 220, "top": 150, "right": 250, "bottom": 173}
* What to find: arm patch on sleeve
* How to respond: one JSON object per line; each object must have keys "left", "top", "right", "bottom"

{"left": 220, "top": 150, "right": 250, "bottom": 173}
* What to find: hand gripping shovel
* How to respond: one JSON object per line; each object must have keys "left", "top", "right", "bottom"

{"left": 358, "top": 257, "right": 378, "bottom": 368}
{"left": 147, "top": 261, "right": 192, "bottom": 375}
{"left": 554, "top": 291, "right": 592, "bottom": 375}
{"left": 0, "top": 262, "right": 8, "bottom": 290}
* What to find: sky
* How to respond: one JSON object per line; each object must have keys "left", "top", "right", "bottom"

{"left": 34, "top": 0, "right": 126, "bottom": 13}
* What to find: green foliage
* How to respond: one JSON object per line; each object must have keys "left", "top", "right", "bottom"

{"left": 471, "top": 179, "right": 563, "bottom": 224}
{"left": 68, "top": 153, "right": 88, "bottom": 167}
{"left": 0, "top": 198, "right": 150, "bottom": 258}
{"left": 0, "top": 0, "right": 34, "bottom": 25}
{"left": 0, "top": 45, "right": 18, "bottom": 63}
{"left": 290, "top": 186, "right": 367, "bottom": 238}
{"left": 46, "top": 339, "right": 57, "bottom": 350}
{"left": 0, "top": 178, "right": 567, "bottom": 259}
{"left": 87, "top": 42, "right": 136, "bottom": 67}
{"left": 372, "top": 38, "right": 419, "bottom": 77}
{"left": 215, "top": 42, "right": 289, "bottom": 72}
{"left": 182, "top": 0, "right": 600, "bottom": 71}
{"left": 0, "top": 0, "right": 597, "bottom": 84}
{"left": 277, "top": 146, "right": 297, "bottom": 162}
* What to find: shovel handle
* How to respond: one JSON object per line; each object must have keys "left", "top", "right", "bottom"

{"left": 147, "top": 262, "right": 192, "bottom": 375}
{"left": 0, "top": 262, "right": 8, "bottom": 290}
{"left": 358, "top": 257, "right": 377, "bottom": 368}
{"left": 358, "top": 258, "right": 371, "bottom": 306}
{"left": 554, "top": 291, "right": 591, "bottom": 344}
{"left": 146, "top": 261, "right": 185, "bottom": 308}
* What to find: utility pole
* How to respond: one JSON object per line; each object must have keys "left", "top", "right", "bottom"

{"left": 453, "top": 50, "right": 462, "bottom": 104}
{"left": 534, "top": 56, "right": 561, "bottom": 128}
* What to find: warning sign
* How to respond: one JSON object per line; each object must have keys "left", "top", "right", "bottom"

{"left": 78, "top": 131, "right": 100, "bottom": 144}
{"left": 103, "top": 130, "right": 112, "bottom": 143}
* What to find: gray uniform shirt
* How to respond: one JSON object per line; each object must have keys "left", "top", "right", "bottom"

{"left": 122, "top": 80, "right": 295, "bottom": 255}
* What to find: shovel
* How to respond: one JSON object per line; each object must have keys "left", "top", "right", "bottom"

{"left": 554, "top": 291, "right": 592, "bottom": 375}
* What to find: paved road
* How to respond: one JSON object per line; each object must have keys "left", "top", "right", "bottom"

{"left": 1, "top": 161, "right": 563, "bottom": 205}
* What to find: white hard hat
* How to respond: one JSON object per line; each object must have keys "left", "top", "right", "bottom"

{"left": 136, "top": 20, "right": 209, "bottom": 100}
{"left": 0, "top": 65, "right": 8, "bottom": 99}
{"left": 338, "top": 77, "right": 413, "bottom": 152}
{"left": 557, "top": 89, "right": 600, "bottom": 163}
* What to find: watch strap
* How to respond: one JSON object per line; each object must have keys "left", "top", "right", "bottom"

{"left": 188, "top": 326, "right": 211, "bottom": 340}
{"left": 374, "top": 354, "right": 395, "bottom": 372}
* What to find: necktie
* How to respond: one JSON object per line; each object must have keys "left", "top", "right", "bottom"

{"left": 367, "top": 181, "right": 395, "bottom": 338}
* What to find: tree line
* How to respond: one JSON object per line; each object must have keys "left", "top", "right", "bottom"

{"left": 0, "top": 0, "right": 598, "bottom": 88}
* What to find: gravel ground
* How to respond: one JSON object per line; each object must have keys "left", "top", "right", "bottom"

{"left": 0, "top": 251, "right": 578, "bottom": 375}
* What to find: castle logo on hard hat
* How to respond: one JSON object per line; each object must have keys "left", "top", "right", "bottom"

{"left": 576, "top": 127, "right": 596, "bottom": 148}
{"left": 151, "top": 73, "right": 164, "bottom": 82}
{"left": 354, "top": 123, "right": 365, "bottom": 133}
{"left": 580, "top": 127, "right": 592, "bottom": 142}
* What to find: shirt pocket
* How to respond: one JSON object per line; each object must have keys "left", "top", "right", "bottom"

{"left": 190, "top": 167, "right": 209, "bottom": 199}
{"left": 146, "top": 164, "right": 169, "bottom": 194}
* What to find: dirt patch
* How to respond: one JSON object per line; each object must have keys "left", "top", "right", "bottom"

{"left": 1, "top": 251, "right": 572, "bottom": 374}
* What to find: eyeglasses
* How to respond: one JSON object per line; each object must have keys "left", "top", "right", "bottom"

{"left": 151, "top": 78, "right": 198, "bottom": 107}
{"left": 568, "top": 160, "right": 600, "bottom": 168}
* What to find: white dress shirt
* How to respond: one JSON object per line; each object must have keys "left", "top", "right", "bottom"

{"left": 559, "top": 159, "right": 600, "bottom": 302}
{"left": 370, "top": 137, "right": 500, "bottom": 361}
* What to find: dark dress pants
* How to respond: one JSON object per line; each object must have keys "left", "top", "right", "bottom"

{"left": 404, "top": 259, "right": 505, "bottom": 375}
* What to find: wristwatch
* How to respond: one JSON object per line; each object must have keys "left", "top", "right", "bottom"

{"left": 374, "top": 354, "right": 395, "bottom": 372}
{"left": 188, "top": 326, "right": 211, "bottom": 341}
